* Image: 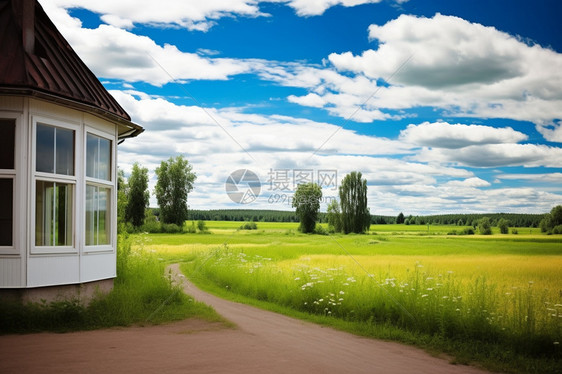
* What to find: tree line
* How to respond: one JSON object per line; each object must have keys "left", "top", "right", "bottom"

{"left": 187, "top": 210, "right": 549, "bottom": 229}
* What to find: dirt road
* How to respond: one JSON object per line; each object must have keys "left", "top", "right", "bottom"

{"left": 0, "top": 264, "right": 490, "bottom": 373}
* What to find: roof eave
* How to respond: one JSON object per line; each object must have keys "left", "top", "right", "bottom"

{"left": 0, "top": 87, "right": 144, "bottom": 141}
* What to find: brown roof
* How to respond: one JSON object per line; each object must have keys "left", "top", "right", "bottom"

{"left": 0, "top": 0, "right": 143, "bottom": 139}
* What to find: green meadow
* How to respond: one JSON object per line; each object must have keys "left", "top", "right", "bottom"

{"left": 143, "top": 222, "right": 561, "bottom": 373}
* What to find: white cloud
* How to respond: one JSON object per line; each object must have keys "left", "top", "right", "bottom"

{"left": 536, "top": 121, "right": 562, "bottom": 143}
{"left": 318, "top": 14, "right": 562, "bottom": 126}
{"left": 416, "top": 144, "right": 562, "bottom": 168}
{"left": 444, "top": 177, "right": 491, "bottom": 188}
{"left": 42, "top": 0, "right": 265, "bottom": 31}
{"left": 282, "top": 0, "right": 387, "bottom": 16}
{"left": 496, "top": 173, "right": 562, "bottom": 183}
{"left": 399, "top": 122, "right": 528, "bottom": 148}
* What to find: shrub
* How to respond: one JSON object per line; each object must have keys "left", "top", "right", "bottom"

{"left": 239, "top": 222, "right": 258, "bottom": 230}
{"left": 553, "top": 225, "right": 562, "bottom": 235}
{"left": 161, "top": 223, "right": 183, "bottom": 233}
{"left": 185, "top": 221, "right": 197, "bottom": 233}
{"left": 462, "top": 227, "right": 475, "bottom": 235}
{"left": 478, "top": 217, "right": 492, "bottom": 235}
{"left": 314, "top": 224, "right": 329, "bottom": 235}
{"left": 141, "top": 220, "right": 161, "bottom": 233}
{"left": 197, "top": 220, "right": 209, "bottom": 233}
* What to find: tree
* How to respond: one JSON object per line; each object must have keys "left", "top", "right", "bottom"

{"left": 154, "top": 156, "right": 196, "bottom": 226}
{"left": 539, "top": 205, "right": 562, "bottom": 233}
{"left": 396, "top": 212, "right": 405, "bottom": 224}
{"left": 478, "top": 217, "right": 492, "bottom": 235}
{"left": 292, "top": 183, "right": 322, "bottom": 233}
{"left": 497, "top": 218, "right": 509, "bottom": 234}
{"left": 126, "top": 163, "right": 149, "bottom": 227}
{"left": 326, "top": 199, "right": 342, "bottom": 233}
{"left": 117, "top": 168, "right": 128, "bottom": 230}
{"left": 339, "top": 171, "right": 371, "bottom": 234}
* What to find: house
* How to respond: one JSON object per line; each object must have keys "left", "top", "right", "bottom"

{"left": 0, "top": 0, "right": 143, "bottom": 303}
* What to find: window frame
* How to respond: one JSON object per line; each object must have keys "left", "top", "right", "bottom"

{"left": 0, "top": 114, "right": 19, "bottom": 254}
{"left": 83, "top": 127, "right": 115, "bottom": 252}
{"left": 31, "top": 117, "right": 79, "bottom": 254}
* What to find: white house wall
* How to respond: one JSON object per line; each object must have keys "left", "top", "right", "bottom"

{"left": 0, "top": 96, "right": 119, "bottom": 288}
{"left": 0, "top": 96, "right": 26, "bottom": 288}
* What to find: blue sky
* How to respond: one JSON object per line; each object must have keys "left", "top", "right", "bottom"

{"left": 41, "top": 0, "right": 562, "bottom": 215}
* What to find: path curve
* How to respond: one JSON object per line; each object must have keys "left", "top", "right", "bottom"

{"left": 171, "top": 264, "right": 489, "bottom": 374}
{"left": 0, "top": 264, "right": 490, "bottom": 374}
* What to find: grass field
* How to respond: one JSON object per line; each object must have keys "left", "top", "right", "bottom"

{"left": 142, "top": 222, "right": 561, "bottom": 373}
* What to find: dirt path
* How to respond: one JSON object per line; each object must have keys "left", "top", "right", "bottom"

{"left": 0, "top": 264, "right": 490, "bottom": 374}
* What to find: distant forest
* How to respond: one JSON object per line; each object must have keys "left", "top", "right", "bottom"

{"left": 185, "top": 209, "right": 546, "bottom": 228}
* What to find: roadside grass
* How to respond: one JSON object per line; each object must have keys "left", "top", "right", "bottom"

{"left": 0, "top": 234, "right": 222, "bottom": 334}
{"left": 145, "top": 222, "right": 561, "bottom": 374}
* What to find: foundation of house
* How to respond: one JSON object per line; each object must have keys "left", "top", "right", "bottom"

{"left": 0, "top": 278, "right": 114, "bottom": 306}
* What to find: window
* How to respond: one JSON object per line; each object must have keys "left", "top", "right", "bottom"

{"left": 0, "top": 119, "right": 15, "bottom": 247}
{"left": 86, "top": 133, "right": 111, "bottom": 180}
{"left": 85, "top": 133, "right": 112, "bottom": 246}
{"left": 34, "top": 123, "right": 75, "bottom": 248}
{"left": 35, "top": 181, "right": 73, "bottom": 246}
{"left": 36, "top": 124, "right": 74, "bottom": 175}
{"left": 86, "top": 185, "right": 110, "bottom": 245}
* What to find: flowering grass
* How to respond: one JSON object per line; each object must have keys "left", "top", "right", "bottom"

{"left": 142, "top": 222, "right": 562, "bottom": 373}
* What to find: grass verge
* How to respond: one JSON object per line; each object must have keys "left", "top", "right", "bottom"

{"left": 0, "top": 234, "right": 223, "bottom": 334}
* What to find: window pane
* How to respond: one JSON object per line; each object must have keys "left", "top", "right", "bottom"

{"left": 86, "top": 134, "right": 111, "bottom": 180}
{"left": 86, "top": 134, "right": 97, "bottom": 178}
{"left": 0, "top": 119, "right": 15, "bottom": 170}
{"left": 0, "top": 179, "right": 13, "bottom": 246}
{"left": 35, "top": 180, "right": 73, "bottom": 246}
{"left": 86, "top": 185, "right": 110, "bottom": 246}
{"left": 98, "top": 137, "right": 111, "bottom": 180}
{"left": 36, "top": 124, "right": 54, "bottom": 173}
{"left": 55, "top": 127, "right": 74, "bottom": 175}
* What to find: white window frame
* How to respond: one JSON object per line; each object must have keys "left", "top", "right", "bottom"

{"left": 0, "top": 113, "right": 20, "bottom": 255}
{"left": 83, "top": 127, "right": 115, "bottom": 252}
{"left": 31, "top": 116, "right": 79, "bottom": 254}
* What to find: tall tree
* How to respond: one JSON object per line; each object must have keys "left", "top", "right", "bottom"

{"left": 396, "top": 212, "right": 405, "bottom": 224}
{"left": 339, "top": 171, "right": 371, "bottom": 234}
{"left": 154, "top": 156, "right": 196, "bottom": 226}
{"left": 292, "top": 183, "right": 322, "bottom": 233}
{"left": 126, "top": 163, "right": 149, "bottom": 227}
{"left": 117, "top": 168, "right": 128, "bottom": 229}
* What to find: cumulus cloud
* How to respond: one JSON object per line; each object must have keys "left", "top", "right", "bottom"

{"left": 399, "top": 122, "right": 528, "bottom": 148}
{"left": 315, "top": 14, "right": 562, "bottom": 126}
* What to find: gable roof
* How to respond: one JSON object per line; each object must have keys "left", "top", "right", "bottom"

{"left": 0, "top": 0, "right": 143, "bottom": 139}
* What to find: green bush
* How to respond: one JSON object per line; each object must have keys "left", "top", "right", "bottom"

{"left": 161, "top": 223, "right": 183, "bottom": 233}
{"left": 314, "top": 224, "right": 329, "bottom": 235}
{"left": 239, "top": 222, "right": 258, "bottom": 230}
{"left": 141, "top": 220, "right": 161, "bottom": 233}
{"left": 197, "top": 220, "right": 209, "bottom": 233}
